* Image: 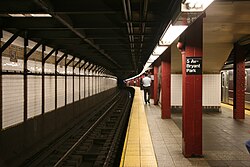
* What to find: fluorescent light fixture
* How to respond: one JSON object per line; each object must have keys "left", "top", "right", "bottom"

{"left": 8, "top": 14, "right": 25, "bottom": 17}
{"left": 152, "top": 45, "right": 168, "bottom": 55}
{"left": 145, "top": 62, "right": 151, "bottom": 68}
{"left": 147, "top": 55, "right": 159, "bottom": 63}
{"left": 159, "top": 24, "right": 187, "bottom": 46}
{"left": 30, "top": 14, "right": 52, "bottom": 17}
{"left": 182, "top": 0, "right": 214, "bottom": 12}
{"left": 8, "top": 13, "right": 52, "bottom": 17}
{"left": 125, "top": 61, "right": 152, "bottom": 81}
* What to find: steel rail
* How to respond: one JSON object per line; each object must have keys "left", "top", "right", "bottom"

{"left": 53, "top": 97, "right": 121, "bottom": 167}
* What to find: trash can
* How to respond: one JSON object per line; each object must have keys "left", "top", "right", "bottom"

{"left": 245, "top": 140, "right": 250, "bottom": 154}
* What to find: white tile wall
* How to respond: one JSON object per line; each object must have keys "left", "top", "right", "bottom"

{"left": 80, "top": 76, "right": 84, "bottom": 99}
{"left": 57, "top": 76, "right": 65, "bottom": 108}
{"left": 67, "top": 66, "right": 73, "bottom": 75}
{"left": 1, "top": 37, "right": 118, "bottom": 129}
{"left": 89, "top": 72, "right": 92, "bottom": 97}
{"left": 74, "top": 77, "right": 79, "bottom": 101}
{"left": 93, "top": 74, "right": 96, "bottom": 95}
{"left": 28, "top": 60, "right": 42, "bottom": 73}
{"left": 2, "top": 56, "right": 24, "bottom": 72}
{"left": 67, "top": 76, "right": 73, "bottom": 104}
{"left": 100, "top": 77, "right": 102, "bottom": 93}
{"left": 171, "top": 75, "right": 182, "bottom": 106}
{"left": 203, "top": 74, "right": 221, "bottom": 106}
{"left": 97, "top": 76, "right": 100, "bottom": 93}
{"left": 45, "top": 76, "right": 55, "bottom": 113}
{"left": 171, "top": 74, "right": 221, "bottom": 106}
{"left": 2, "top": 75, "right": 24, "bottom": 129}
{"left": 45, "top": 63, "right": 55, "bottom": 73}
{"left": 102, "top": 77, "right": 105, "bottom": 92}
{"left": 85, "top": 75, "right": 89, "bottom": 98}
{"left": 74, "top": 67, "right": 80, "bottom": 75}
{"left": 80, "top": 68, "right": 84, "bottom": 75}
{"left": 28, "top": 76, "right": 42, "bottom": 118}
{"left": 103, "top": 78, "right": 107, "bottom": 90}
{"left": 57, "top": 65, "right": 65, "bottom": 74}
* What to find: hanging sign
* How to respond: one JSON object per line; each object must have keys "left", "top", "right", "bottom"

{"left": 186, "top": 57, "right": 202, "bottom": 75}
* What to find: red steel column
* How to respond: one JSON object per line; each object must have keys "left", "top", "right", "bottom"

{"left": 161, "top": 48, "right": 171, "bottom": 119}
{"left": 153, "top": 66, "right": 158, "bottom": 104}
{"left": 181, "top": 17, "right": 203, "bottom": 157}
{"left": 233, "top": 44, "right": 246, "bottom": 119}
{"left": 136, "top": 78, "right": 140, "bottom": 87}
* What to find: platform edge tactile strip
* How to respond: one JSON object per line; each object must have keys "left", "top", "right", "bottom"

{"left": 120, "top": 87, "right": 157, "bottom": 167}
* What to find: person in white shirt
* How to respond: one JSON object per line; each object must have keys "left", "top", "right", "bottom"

{"left": 142, "top": 73, "right": 152, "bottom": 104}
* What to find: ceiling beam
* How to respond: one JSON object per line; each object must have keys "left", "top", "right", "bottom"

{"left": 1, "top": 18, "right": 133, "bottom": 30}
{"left": 34, "top": 0, "right": 122, "bottom": 69}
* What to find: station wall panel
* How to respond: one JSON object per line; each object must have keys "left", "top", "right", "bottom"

{"left": 74, "top": 77, "right": 79, "bottom": 101}
{"left": 45, "top": 63, "right": 55, "bottom": 73}
{"left": 57, "top": 76, "right": 65, "bottom": 108}
{"left": 85, "top": 75, "right": 89, "bottom": 98}
{"left": 171, "top": 74, "right": 182, "bottom": 106}
{"left": 2, "top": 75, "right": 24, "bottom": 129}
{"left": 203, "top": 74, "right": 221, "bottom": 106}
{"left": 80, "top": 75, "right": 84, "bottom": 99}
{"left": 57, "top": 65, "right": 65, "bottom": 74}
{"left": 67, "top": 76, "right": 73, "bottom": 104}
{"left": 89, "top": 73, "right": 93, "bottom": 97}
{"left": 93, "top": 74, "right": 96, "bottom": 95}
{"left": 1, "top": 36, "right": 118, "bottom": 130}
{"left": 2, "top": 57, "right": 23, "bottom": 72}
{"left": 171, "top": 74, "right": 221, "bottom": 107}
{"left": 28, "top": 60, "right": 42, "bottom": 73}
{"left": 45, "top": 76, "right": 55, "bottom": 113}
{"left": 97, "top": 75, "right": 100, "bottom": 93}
{"left": 28, "top": 76, "right": 42, "bottom": 118}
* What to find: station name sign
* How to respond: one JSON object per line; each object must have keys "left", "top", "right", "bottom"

{"left": 186, "top": 57, "right": 202, "bottom": 75}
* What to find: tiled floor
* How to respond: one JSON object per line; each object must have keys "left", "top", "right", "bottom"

{"left": 145, "top": 101, "right": 250, "bottom": 167}
{"left": 120, "top": 87, "right": 157, "bottom": 167}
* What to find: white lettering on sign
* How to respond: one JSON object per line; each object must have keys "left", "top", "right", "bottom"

{"left": 186, "top": 57, "right": 202, "bottom": 75}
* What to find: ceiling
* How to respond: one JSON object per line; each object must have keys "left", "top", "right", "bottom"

{"left": 0, "top": 0, "right": 249, "bottom": 79}
{"left": 171, "top": 0, "right": 250, "bottom": 74}
{"left": 0, "top": 0, "right": 181, "bottom": 79}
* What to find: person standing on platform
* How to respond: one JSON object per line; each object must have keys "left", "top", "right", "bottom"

{"left": 142, "top": 73, "right": 152, "bottom": 104}
{"left": 140, "top": 77, "right": 143, "bottom": 90}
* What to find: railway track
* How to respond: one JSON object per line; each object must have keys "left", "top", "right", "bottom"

{"left": 22, "top": 90, "right": 133, "bottom": 167}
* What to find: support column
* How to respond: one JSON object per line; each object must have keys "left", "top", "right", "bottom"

{"left": 153, "top": 66, "right": 158, "bottom": 105}
{"left": 84, "top": 67, "right": 86, "bottom": 98}
{"left": 65, "top": 55, "right": 68, "bottom": 106}
{"left": 79, "top": 65, "right": 81, "bottom": 100}
{"left": 55, "top": 53, "right": 57, "bottom": 110}
{"left": 161, "top": 48, "right": 171, "bottom": 119}
{"left": 181, "top": 17, "right": 203, "bottom": 157}
{"left": 233, "top": 44, "right": 246, "bottom": 119}
{"left": 73, "top": 59, "right": 81, "bottom": 100}
{"left": 0, "top": 33, "right": 2, "bottom": 130}
{"left": 73, "top": 62, "right": 75, "bottom": 103}
{"left": 24, "top": 32, "right": 28, "bottom": 121}
{"left": 41, "top": 45, "right": 45, "bottom": 114}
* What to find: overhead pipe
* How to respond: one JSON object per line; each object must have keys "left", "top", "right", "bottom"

{"left": 33, "top": 0, "right": 121, "bottom": 69}
{"left": 122, "top": 0, "right": 136, "bottom": 70}
{"left": 127, "top": 0, "right": 136, "bottom": 64}
{"left": 138, "top": 0, "right": 148, "bottom": 65}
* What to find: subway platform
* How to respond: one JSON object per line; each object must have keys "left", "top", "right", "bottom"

{"left": 121, "top": 87, "right": 250, "bottom": 167}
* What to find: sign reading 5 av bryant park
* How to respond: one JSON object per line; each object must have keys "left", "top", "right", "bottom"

{"left": 186, "top": 57, "right": 202, "bottom": 75}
